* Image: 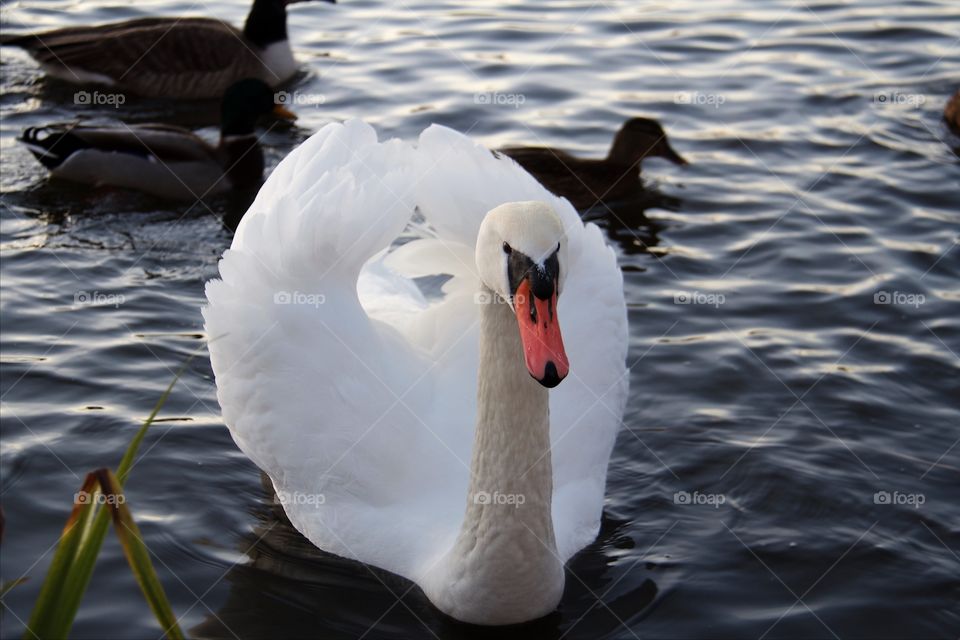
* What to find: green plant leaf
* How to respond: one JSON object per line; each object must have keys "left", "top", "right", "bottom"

{"left": 24, "top": 350, "right": 199, "bottom": 639}
{"left": 23, "top": 473, "right": 100, "bottom": 639}
{"left": 95, "top": 469, "right": 184, "bottom": 640}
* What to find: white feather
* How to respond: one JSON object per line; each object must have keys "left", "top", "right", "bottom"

{"left": 204, "top": 119, "right": 628, "bottom": 585}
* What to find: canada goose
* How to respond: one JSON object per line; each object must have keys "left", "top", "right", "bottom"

{"left": 500, "top": 117, "right": 687, "bottom": 210}
{"left": 0, "top": 0, "right": 335, "bottom": 100}
{"left": 19, "top": 79, "right": 296, "bottom": 200}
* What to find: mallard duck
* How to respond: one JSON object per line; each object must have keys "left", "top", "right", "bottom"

{"left": 945, "top": 90, "right": 960, "bottom": 135}
{"left": 500, "top": 117, "right": 687, "bottom": 210}
{"left": 19, "top": 79, "right": 296, "bottom": 201}
{"left": 0, "top": 0, "right": 335, "bottom": 100}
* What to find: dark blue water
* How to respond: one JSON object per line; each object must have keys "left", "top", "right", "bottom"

{"left": 1, "top": 1, "right": 959, "bottom": 638}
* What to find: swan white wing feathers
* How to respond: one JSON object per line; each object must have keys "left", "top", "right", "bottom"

{"left": 409, "top": 125, "right": 628, "bottom": 561}
{"left": 206, "top": 121, "right": 457, "bottom": 578}
{"left": 204, "top": 120, "right": 628, "bottom": 585}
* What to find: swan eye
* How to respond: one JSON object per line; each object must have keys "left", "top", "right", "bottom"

{"left": 503, "top": 242, "right": 512, "bottom": 255}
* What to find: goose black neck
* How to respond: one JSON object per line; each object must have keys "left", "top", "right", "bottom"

{"left": 243, "top": 0, "right": 288, "bottom": 48}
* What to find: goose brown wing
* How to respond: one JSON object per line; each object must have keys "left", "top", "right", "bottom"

{"left": 13, "top": 18, "right": 263, "bottom": 98}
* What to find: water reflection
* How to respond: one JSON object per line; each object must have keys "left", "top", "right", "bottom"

{"left": 3, "top": 0, "right": 958, "bottom": 636}
{"left": 192, "top": 478, "right": 658, "bottom": 640}
{"left": 583, "top": 186, "right": 681, "bottom": 256}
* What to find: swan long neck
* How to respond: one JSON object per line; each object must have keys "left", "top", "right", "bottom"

{"left": 429, "top": 284, "right": 563, "bottom": 621}
{"left": 465, "top": 286, "right": 555, "bottom": 540}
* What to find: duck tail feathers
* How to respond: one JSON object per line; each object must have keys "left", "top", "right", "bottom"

{"left": 0, "top": 32, "right": 36, "bottom": 47}
{"left": 19, "top": 126, "right": 85, "bottom": 170}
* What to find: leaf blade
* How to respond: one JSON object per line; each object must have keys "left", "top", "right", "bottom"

{"left": 96, "top": 469, "right": 185, "bottom": 640}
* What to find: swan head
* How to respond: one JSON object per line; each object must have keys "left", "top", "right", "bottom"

{"left": 476, "top": 201, "right": 569, "bottom": 388}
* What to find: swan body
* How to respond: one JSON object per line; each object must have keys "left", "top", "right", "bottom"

{"left": 204, "top": 120, "right": 628, "bottom": 624}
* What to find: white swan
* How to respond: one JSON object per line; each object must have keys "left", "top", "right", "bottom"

{"left": 203, "top": 120, "right": 628, "bottom": 625}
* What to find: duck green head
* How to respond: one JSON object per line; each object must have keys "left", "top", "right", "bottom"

{"left": 220, "top": 78, "right": 297, "bottom": 137}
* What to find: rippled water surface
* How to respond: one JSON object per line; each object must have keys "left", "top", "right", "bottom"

{"left": 1, "top": 0, "right": 959, "bottom": 638}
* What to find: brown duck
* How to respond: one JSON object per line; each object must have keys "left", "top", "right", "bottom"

{"left": 945, "top": 90, "right": 960, "bottom": 135}
{"left": 500, "top": 117, "right": 687, "bottom": 210}
{"left": 0, "top": 0, "right": 335, "bottom": 100}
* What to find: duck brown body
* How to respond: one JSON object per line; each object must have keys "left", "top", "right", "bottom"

{"left": 945, "top": 90, "right": 960, "bottom": 135}
{"left": 501, "top": 117, "right": 687, "bottom": 210}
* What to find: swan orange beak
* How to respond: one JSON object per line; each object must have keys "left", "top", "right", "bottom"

{"left": 514, "top": 278, "right": 569, "bottom": 388}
